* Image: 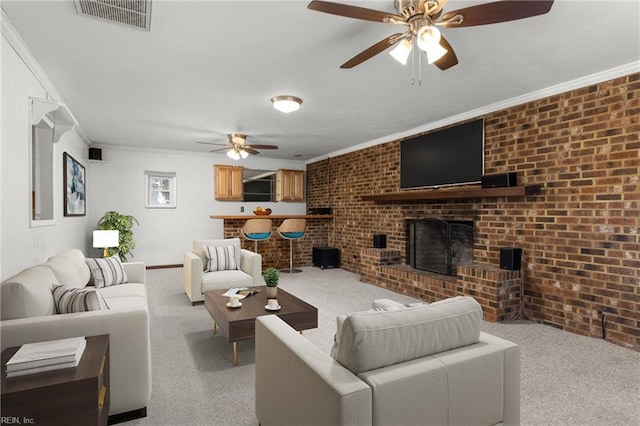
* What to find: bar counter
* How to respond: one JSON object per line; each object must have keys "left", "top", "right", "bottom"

{"left": 211, "top": 215, "right": 333, "bottom": 269}
{"left": 210, "top": 214, "right": 333, "bottom": 220}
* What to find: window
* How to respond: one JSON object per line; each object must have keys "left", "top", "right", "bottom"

{"left": 145, "top": 171, "right": 176, "bottom": 208}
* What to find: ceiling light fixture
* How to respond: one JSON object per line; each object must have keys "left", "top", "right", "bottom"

{"left": 271, "top": 95, "right": 302, "bottom": 113}
{"left": 389, "top": 38, "right": 413, "bottom": 65}
{"left": 227, "top": 147, "right": 248, "bottom": 161}
{"left": 416, "top": 25, "right": 447, "bottom": 64}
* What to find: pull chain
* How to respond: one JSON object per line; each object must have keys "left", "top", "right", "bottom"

{"left": 418, "top": 49, "right": 423, "bottom": 86}
{"left": 410, "top": 45, "right": 416, "bottom": 86}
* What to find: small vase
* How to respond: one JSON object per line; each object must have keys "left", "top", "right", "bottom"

{"left": 266, "top": 286, "right": 277, "bottom": 298}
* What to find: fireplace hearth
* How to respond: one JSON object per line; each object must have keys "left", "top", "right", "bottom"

{"left": 408, "top": 218, "right": 473, "bottom": 276}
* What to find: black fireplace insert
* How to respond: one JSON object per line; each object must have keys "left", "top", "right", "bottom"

{"left": 408, "top": 218, "right": 474, "bottom": 276}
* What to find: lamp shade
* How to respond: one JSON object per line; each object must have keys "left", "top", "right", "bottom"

{"left": 416, "top": 25, "right": 447, "bottom": 64}
{"left": 416, "top": 25, "right": 441, "bottom": 51}
{"left": 93, "top": 230, "right": 119, "bottom": 248}
{"left": 389, "top": 39, "right": 413, "bottom": 65}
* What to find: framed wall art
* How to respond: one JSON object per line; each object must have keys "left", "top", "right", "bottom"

{"left": 63, "top": 152, "right": 86, "bottom": 216}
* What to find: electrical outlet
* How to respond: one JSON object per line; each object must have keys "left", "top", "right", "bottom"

{"left": 240, "top": 206, "right": 244, "bottom": 212}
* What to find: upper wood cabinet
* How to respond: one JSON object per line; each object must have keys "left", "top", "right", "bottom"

{"left": 214, "top": 165, "right": 243, "bottom": 201}
{"left": 276, "top": 169, "right": 305, "bottom": 202}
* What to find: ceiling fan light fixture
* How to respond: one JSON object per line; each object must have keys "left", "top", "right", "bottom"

{"left": 239, "top": 149, "right": 249, "bottom": 159}
{"left": 416, "top": 24, "right": 447, "bottom": 64}
{"left": 389, "top": 38, "right": 413, "bottom": 65}
{"left": 271, "top": 95, "right": 302, "bottom": 113}
{"left": 425, "top": 42, "right": 448, "bottom": 64}
{"left": 227, "top": 149, "right": 241, "bottom": 160}
{"left": 416, "top": 24, "right": 441, "bottom": 51}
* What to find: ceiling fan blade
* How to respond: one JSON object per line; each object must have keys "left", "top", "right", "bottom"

{"left": 196, "top": 141, "right": 227, "bottom": 146}
{"left": 308, "top": 1, "right": 403, "bottom": 23}
{"left": 209, "top": 147, "right": 228, "bottom": 153}
{"left": 441, "top": 0, "right": 554, "bottom": 28}
{"left": 244, "top": 147, "right": 260, "bottom": 155}
{"left": 247, "top": 144, "right": 278, "bottom": 150}
{"left": 341, "top": 33, "right": 404, "bottom": 69}
{"left": 434, "top": 35, "right": 458, "bottom": 70}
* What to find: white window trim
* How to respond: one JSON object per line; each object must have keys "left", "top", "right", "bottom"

{"left": 145, "top": 171, "right": 177, "bottom": 208}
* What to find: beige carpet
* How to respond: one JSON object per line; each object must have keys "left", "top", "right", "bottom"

{"left": 124, "top": 267, "right": 640, "bottom": 426}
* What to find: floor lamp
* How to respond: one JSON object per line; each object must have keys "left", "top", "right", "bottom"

{"left": 93, "top": 230, "right": 119, "bottom": 258}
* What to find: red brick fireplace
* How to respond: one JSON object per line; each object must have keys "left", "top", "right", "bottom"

{"left": 306, "top": 73, "right": 639, "bottom": 350}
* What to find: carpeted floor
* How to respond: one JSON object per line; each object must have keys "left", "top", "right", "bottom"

{"left": 124, "top": 267, "right": 640, "bottom": 426}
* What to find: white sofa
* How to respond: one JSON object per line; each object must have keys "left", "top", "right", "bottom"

{"left": 256, "top": 296, "right": 520, "bottom": 426}
{"left": 183, "top": 238, "right": 262, "bottom": 304}
{"left": 0, "top": 249, "right": 151, "bottom": 420}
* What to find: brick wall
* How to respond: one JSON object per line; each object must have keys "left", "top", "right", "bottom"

{"left": 307, "top": 73, "right": 640, "bottom": 350}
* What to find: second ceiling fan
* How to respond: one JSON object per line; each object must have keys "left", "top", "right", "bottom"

{"left": 196, "top": 133, "right": 278, "bottom": 160}
{"left": 308, "top": 0, "right": 554, "bottom": 70}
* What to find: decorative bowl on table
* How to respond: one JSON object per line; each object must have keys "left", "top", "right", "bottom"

{"left": 253, "top": 208, "right": 272, "bottom": 216}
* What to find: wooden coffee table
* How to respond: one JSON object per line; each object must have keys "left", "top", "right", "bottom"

{"left": 204, "top": 286, "right": 318, "bottom": 365}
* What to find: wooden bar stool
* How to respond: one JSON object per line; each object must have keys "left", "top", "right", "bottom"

{"left": 240, "top": 218, "right": 272, "bottom": 253}
{"left": 277, "top": 219, "right": 306, "bottom": 274}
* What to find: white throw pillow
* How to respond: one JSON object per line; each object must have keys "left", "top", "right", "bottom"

{"left": 85, "top": 256, "right": 128, "bottom": 288}
{"left": 51, "top": 284, "right": 109, "bottom": 313}
{"left": 203, "top": 245, "right": 238, "bottom": 272}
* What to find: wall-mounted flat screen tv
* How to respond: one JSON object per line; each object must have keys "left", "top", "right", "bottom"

{"left": 400, "top": 118, "right": 484, "bottom": 189}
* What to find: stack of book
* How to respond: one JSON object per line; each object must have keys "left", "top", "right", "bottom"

{"left": 222, "top": 287, "right": 259, "bottom": 299}
{"left": 5, "top": 336, "right": 86, "bottom": 378}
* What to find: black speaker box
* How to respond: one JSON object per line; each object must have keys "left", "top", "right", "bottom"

{"left": 500, "top": 247, "right": 522, "bottom": 270}
{"left": 89, "top": 147, "right": 102, "bottom": 161}
{"left": 481, "top": 172, "right": 517, "bottom": 188}
{"left": 373, "top": 234, "right": 387, "bottom": 249}
{"left": 313, "top": 246, "right": 340, "bottom": 270}
{"left": 308, "top": 207, "right": 332, "bottom": 215}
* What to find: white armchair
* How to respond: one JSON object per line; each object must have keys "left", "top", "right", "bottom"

{"left": 183, "top": 238, "right": 262, "bottom": 305}
{"left": 256, "top": 297, "right": 520, "bottom": 426}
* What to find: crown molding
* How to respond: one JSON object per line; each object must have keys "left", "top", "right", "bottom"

{"left": 1, "top": 8, "right": 91, "bottom": 144}
{"left": 307, "top": 61, "right": 640, "bottom": 165}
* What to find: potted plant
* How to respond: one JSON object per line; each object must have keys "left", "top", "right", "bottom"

{"left": 97, "top": 211, "right": 139, "bottom": 261}
{"left": 263, "top": 267, "right": 279, "bottom": 298}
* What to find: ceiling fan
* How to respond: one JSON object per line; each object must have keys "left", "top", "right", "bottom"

{"left": 308, "top": 0, "right": 554, "bottom": 70}
{"left": 196, "top": 133, "right": 278, "bottom": 160}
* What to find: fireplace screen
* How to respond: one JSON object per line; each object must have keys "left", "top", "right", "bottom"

{"left": 409, "top": 219, "right": 473, "bottom": 276}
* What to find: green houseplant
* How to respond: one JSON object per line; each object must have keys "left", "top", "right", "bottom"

{"left": 97, "top": 211, "right": 139, "bottom": 261}
{"left": 263, "top": 267, "right": 279, "bottom": 298}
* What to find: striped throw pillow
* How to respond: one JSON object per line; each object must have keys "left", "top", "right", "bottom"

{"left": 51, "top": 284, "right": 109, "bottom": 314}
{"left": 203, "top": 245, "right": 238, "bottom": 272}
{"left": 86, "top": 256, "right": 128, "bottom": 288}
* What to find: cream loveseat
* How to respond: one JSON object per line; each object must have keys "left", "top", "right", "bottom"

{"left": 256, "top": 296, "right": 520, "bottom": 426}
{"left": 183, "top": 238, "right": 262, "bottom": 304}
{"left": 0, "top": 249, "right": 151, "bottom": 420}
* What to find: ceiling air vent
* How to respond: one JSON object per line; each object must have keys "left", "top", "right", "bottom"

{"left": 73, "top": 0, "right": 152, "bottom": 31}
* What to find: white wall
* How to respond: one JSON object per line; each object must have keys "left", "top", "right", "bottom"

{"left": 89, "top": 145, "right": 307, "bottom": 266}
{"left": 1, "top": 35, "right": 90, "bottom": 279}
{"left": 2, "top": 17, "right": 307, "bottom": 273}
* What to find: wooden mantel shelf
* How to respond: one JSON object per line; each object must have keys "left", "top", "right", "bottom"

{"left": 361, "top": 184, "right": 541, "bottom": 202}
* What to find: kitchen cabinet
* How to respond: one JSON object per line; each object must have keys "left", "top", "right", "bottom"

{"left": 276, "top": 169, "right": 304, "bottom": 202}
{"left": 214, "top": 165, "right": 243, "bottom": 201}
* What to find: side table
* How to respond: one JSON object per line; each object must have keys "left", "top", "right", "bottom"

{"left": 1, "top": 334, "right": 110, "bottom": 426}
